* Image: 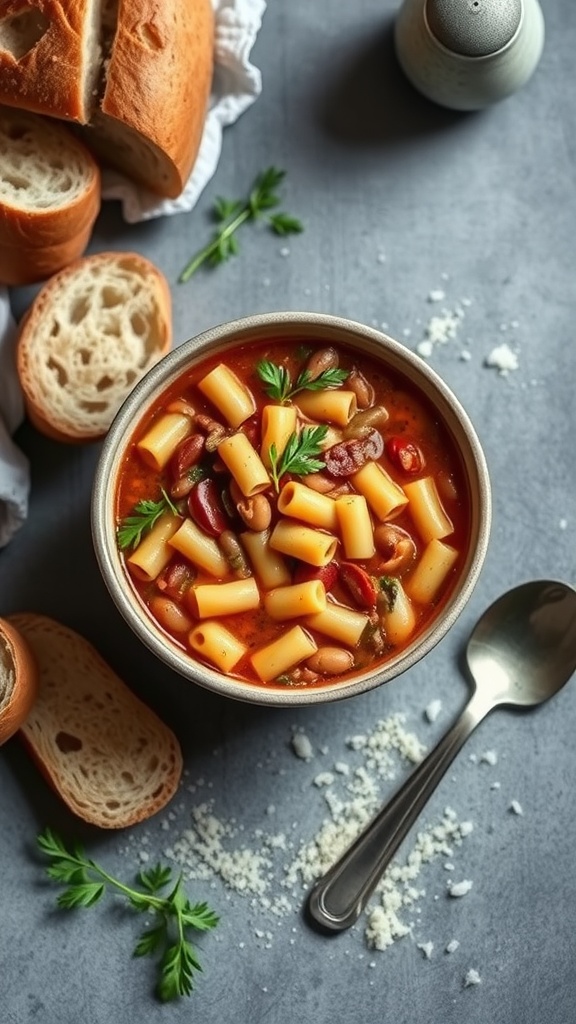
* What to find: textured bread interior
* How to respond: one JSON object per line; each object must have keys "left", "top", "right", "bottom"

{"left": 0, "top": 109, "right": 97, "bottom": 210}
{"left": 11, "top": 613, "right": 182, "bottom": 828}
{"left": 20, "top": 254, "right": 170, "bottom": 437}
{"left": 82, "top": 0, "right": 106, "bottom": 121}
{"left": 0, "top": 634, "right": 15, "bottom": 712}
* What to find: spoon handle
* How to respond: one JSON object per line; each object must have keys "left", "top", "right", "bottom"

{"left": 307, "top": 690, "right": 489, "bottom": 931}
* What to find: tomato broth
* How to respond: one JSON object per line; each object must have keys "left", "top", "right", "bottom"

{"left": 115, "top": 338, "right": 471, "bottom": 690}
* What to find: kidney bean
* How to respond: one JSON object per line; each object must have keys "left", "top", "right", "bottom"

{"left": 385, "top": 436, "right": 424, "bottom": 475}
{"left": 323, "top": 429, "right": 384, "bottom": 477}
{"left": 293, "top": 560, "right": 339, "bottom": 591}
{"left": 306, "top": 646, "right": 355, "bottom": 675}
{"left": 170, "top": 433, "right": 205, "bottom": 481}
{"left": 188, "top": 478, "right": 229, "bottom": 536}
{"left": 339, "top": 562, "right": 378, "bottom": 608}
{"left": 156, "top": 559, "right": 196, "bottom": 600}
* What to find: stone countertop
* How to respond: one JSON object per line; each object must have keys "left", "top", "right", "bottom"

{"left": 2, "top": 2, "right": 576, "bottom": 1022}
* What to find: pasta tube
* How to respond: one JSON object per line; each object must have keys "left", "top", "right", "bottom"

{"left": 278, "top": 481, "right": 338, "bottom": 531}
{"left": 169, "top": 518, "right": 229, "bottom": 577}
{"left": 264, "top": 580, "right": 326, "bottom": 620}
{"left": 188, "top": 621, "right": 247, "bottom": 672}
{"left": 379, "top": 580, "right": 416, "bottom": 646}
{"left": 350, "top": 462, "right": 408, "bottom": 521}
{"left": 218, "top": 433, "right": 271, "bottom": 497}
{"left": 261, "top": 404, "right": 297, "bottom": 468}
{"left": 240, "top": 529, "right": 292, "bottom": 588}
{"left": 127, "top": 513, "right": 182, "bottom": 582}
{"left": 306, "top": 600, "right": 370, "bottom": 647}
{"left": 270, "top": 519, "right": 338, "bottom": 566}
{"left": 405, "top": 538, "right": 459, "bottom": 604}
{"left": 294, "top": 390, "right": 357, "bottom": 426}
{"left": 197, "top": 363, "right": 256, "bottom": 428}
{"left": 250, "top": 625, "right": 318, "bottom": 682}
{"left": 189, "top": 577, "right": 260, "bottom": 618}
{"left": 403, "top": 476, "right": 454, "bottom": 542}
{"left": 136, "top": 413, "right": 192, "bottom": 471}
{"left": 335, "top": 494, "right": 375, "bottom": 559}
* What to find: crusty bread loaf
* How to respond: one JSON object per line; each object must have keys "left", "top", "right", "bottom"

{"left": 16, "top": 251, "right": 172, "bottom": 442}
{"left": 0, "top": 1, "right": 215, "bottom": 198}
{"left": 0, "top": 616, "right": 38, "bottom": 745}
{"left": 0, "top": 106, "right": 101, "bottom": 285}
{"left": 8, "top": 613, "right": 183, "bottom": 828}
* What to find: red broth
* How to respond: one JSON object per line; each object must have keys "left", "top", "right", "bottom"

{"left": 115, "top": 338, "right": 470, "bottom": 689}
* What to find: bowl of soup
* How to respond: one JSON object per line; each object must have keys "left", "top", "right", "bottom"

{"left": 91, "top": 311, "right": 491, "bottom": 705}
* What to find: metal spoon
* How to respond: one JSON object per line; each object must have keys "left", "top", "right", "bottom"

{"left": 307, "top": 579, "right": 576, "bottom": 932}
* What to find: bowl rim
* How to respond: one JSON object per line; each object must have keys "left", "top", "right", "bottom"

{"left": 92, "top": 310, "right": 492, "bottom": 706}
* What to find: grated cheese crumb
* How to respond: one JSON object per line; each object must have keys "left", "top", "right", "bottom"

{"left": 509, "top": 800, "right": 524, "bottom": 816}
{"left": 292, "top": 732, "right": 314, "bottom": 761}
{"left": 464, "top": 968, "right": 482, "bottom": 987}
{"left": 417, "top": 941, "right": 434, "bottom": 959}
{"left": 480, "top": 750, "right": 498, "bottom": 766}
{"left": 445, "top": 939, "right": 460, "bottom": 954}
{"left": 424, "top": 699, "right": 442, "bottom": 723}
{"left": 448, "top": 879, "right": 473, "bottom": 898}
{"left": 484, "top": 343, "right": 519, "bottom": 375}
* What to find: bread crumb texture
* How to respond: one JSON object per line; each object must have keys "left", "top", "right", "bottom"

{"left": 7, "top": 612, "right": 182, "bottom": 827}
{"left": 17, "top": 252, "right": 172, "bottom": 440}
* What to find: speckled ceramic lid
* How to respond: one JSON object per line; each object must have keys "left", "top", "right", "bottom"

{"left": 426, "top": 0, "right": 522, "bottom": 56}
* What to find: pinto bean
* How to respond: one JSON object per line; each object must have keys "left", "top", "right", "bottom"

{"left": 346, "top": 369, "right": 375, "bottom": 408}
{"left": 236, "top": 493, "right": 272, "bottom": 532}
{"left": 323, "top": 429, "right": 384, "bottom": 477}
{"left": 343, "top": 405, "right": 389, "bottom": 439}
{"left": 306, "top": 647, "right": 355, "bottom": 675}
{"left": 194, "top": 413, "right": 228, "bottom": 451}
{"left": 166, "top": 399, "right": 196, "bottom": 418}
{"left": 149, "top": 595, "right": 193, "bottom": 634}
{"left": 156, "top": 559, "right": 196, "bottom": 599}
{"left": 219, "top": 529, "right": 252, "bottom": 578}
{"left": 373, "top": 524, "right": 417, "bottom": 574}
{"left": 305, "top": 346, "right": 339, "bottom": 380}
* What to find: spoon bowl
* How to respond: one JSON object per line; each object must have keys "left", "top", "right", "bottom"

{"left": 307, "top": 579, "right": 576, "bottom": 932}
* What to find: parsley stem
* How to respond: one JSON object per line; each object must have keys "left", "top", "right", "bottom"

{"left": 179, "top": 206, "right": 252, "bottom": 283}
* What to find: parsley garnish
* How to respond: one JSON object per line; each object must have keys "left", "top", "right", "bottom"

{"left": 269, "top": 425, "right": 328, "bottom": 492}
{"left": 117, "top": 489, "right": 178, "bottom": 551}
{"left": 178, "top": 167, "right": 303, "bottom": 282}
{"left": 256, "top": 359, "right": 348, "bottom": 403}
{"left": 378, "top": 576, "right": 399, "bottom": 611}
{"left": 37, "top": 828, "right": 218, "bottom": 1003}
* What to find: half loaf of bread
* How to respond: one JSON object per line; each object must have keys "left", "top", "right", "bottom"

{"left": 0, "top": 105, "right": 101, "bottom": 285}
{"left": 16, "top": 251, "right": 172, "bottom": 442}
{"left": 0, "top": 1, "right": 215, "bottom": 198}
{"left": 9, "top": 613, "right": 183, "bottom": 829}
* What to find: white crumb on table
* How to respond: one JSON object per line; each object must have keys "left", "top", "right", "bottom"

{"left": 445, "top": 939, "right": 460, "bottom": 954}
{"left": 484, "top": 343, "right": 519, "bottom": 374}
{"left": 447, "top": 879, "right": 473, "bottom": 898}
{"left": 464, "top": 968, "right": 482, "bottom": 987}
{"left": 291, "top": 731, "right": 314, "bottom": 760}
{"left": 509, "top": 800, "right": 524, "bottom": 816}
{"left": 480, "top": 749, "right": 498, "bottom": 766}
{"left": 417, "top": 941, "right": 434, "bottom": 959}
{"left": 424, "top": 699, "right": 442, "bottom": 723}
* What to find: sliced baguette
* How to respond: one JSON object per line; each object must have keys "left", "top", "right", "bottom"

{"left": 8, "top": 613, "right": 183, "bottom": 828}
{"left": 0, "top": 1, "right": 215, "bottom": 198}
{"left": 0, "top": 106, "right": 101, "bottom": 285}
{"left": 16, "top": 251, "right": 172, "bottom": 442}
{"left": 0, "top": 617, "right": 38, "bottom": 745}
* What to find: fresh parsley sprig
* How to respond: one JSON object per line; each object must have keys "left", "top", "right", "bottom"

{"left": 37, "top": 828, "right": 218, "bottom": 1003}
{"left": 178, "top": 166, "right": 303, "bottom": 282}
{"left": 117, "top": 488, "right": 179, "bottom": 551}
{"left": 269, "top": 425, "right": 328, "bottom": 491}
{"left": 256, "top": 359, "right": 348, "bottom": 403}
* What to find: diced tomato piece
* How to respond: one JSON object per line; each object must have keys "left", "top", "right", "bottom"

{"left": 293, "top": 560, "right": 339, "bottom": 591}
{"left": 385, "top": 436, "right": 424, "bottom": 475}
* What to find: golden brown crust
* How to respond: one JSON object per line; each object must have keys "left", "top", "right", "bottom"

{"left": 95, "top": 0, "right": 215, "bottom": 196}
{"left": 0, "top": 617, "right": 39, "bottom": 745}
{"left": 0, "top": 222, "right": 96, "bottom": 286}
{"left": 8, "top": 612, "right": 183, "bottom": 828}
{"left": 0, "top": 1, "right": 95, "bottom": 123}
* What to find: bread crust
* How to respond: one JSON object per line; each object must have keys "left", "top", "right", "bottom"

{"left": 8, "top": 612, "right": 183, "bottom": 828}
{"left": 16, "top": 251, "right": 173, "bottom": 442}
{"left": 96, "top": 0, "right": 215, "bottom": 196}
{"left": 0, "top": 617, "right": 39, "bottom": 745}
{"left": 0, "top": 1, "right": 96, "bottom": 123}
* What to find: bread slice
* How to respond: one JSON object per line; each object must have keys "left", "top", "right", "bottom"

{"left": 8, "top": 613, "right": 183, "bottom": 828}
{"left": 0, "top": 106, "right": 101, "bottom": 285}
{"left": 16, "top": 251, "right": 172, "bottom": 442}
{"left": 0, "top": 617, "right": 38, "bottom": 745}
{"left": 0, "top": 1, "right": 215, "bottom": 198}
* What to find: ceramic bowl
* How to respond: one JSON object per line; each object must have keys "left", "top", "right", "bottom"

{"left": 91, "top": 311, "right": 491, "bottom": 706}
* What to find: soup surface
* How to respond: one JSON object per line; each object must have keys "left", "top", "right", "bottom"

{"left": 115, "top": 338, "right": 470, "bottom": 689}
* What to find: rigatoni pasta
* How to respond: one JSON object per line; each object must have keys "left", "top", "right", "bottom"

{"left": 116, "top": 336, "right": 470, "bottom": 690}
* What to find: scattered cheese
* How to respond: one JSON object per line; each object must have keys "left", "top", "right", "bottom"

{"left": 464, "top": 968, "right": 482, "bottom": 987}
{"left": 445, "top": 939, "right": 460, "bottom": 954}
{"left": 480, "top": 750, "right": 498, "bottom": 766}
{"left": 484, "top": 343, "right": 519, "bottom": 374}
{"left": 417, "top": 941, "right": 434, "bottom": 959}
{"left": 448, "top": 879, "right": 473, "bottom": 898}
{"left": 291, "top": 731, "right": 314, "bottom": 761}
{"left": 509, "top": 800, "right": 524, "bottom": 816}
{"left": 424, "top": 699, "right": 442, "bottom": 723}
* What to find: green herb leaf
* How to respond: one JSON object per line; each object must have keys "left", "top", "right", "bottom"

{"left": 269, "top": 426, "right": 328, "bottom": 491}
{"left": 117, "top": 488, "right": 179, "bottom": 551}
{"left": 37, "top": 828, "right": 218, "bottom": 1003}
{"left": 256, "top": 359, "right": 348, "bottom": 403}
{"left": 378, "top": 576, "right": 399, "bottom": 611}
{"left": 178, "top": 166, "right": 302, "bottom": 283}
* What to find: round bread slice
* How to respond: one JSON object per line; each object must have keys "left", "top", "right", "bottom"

{"left": 0, "top": 617, "right": 38, "bottom": 745}
{"left": 0, "top": 106, "right": 101, "bottom": 285}
{"left": 17, "top": 251, "right": 172, "bottom": 442}
{"left": 8, "top": 613, "right": 183, "bottom": 829}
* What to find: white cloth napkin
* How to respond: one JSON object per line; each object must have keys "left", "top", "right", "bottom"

{"left": 0, "top": 0, "right": 265, "bottom": 547}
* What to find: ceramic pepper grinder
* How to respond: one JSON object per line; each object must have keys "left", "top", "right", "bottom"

{"left": 394, "top": 0, "right": 545, "bottom": 111}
